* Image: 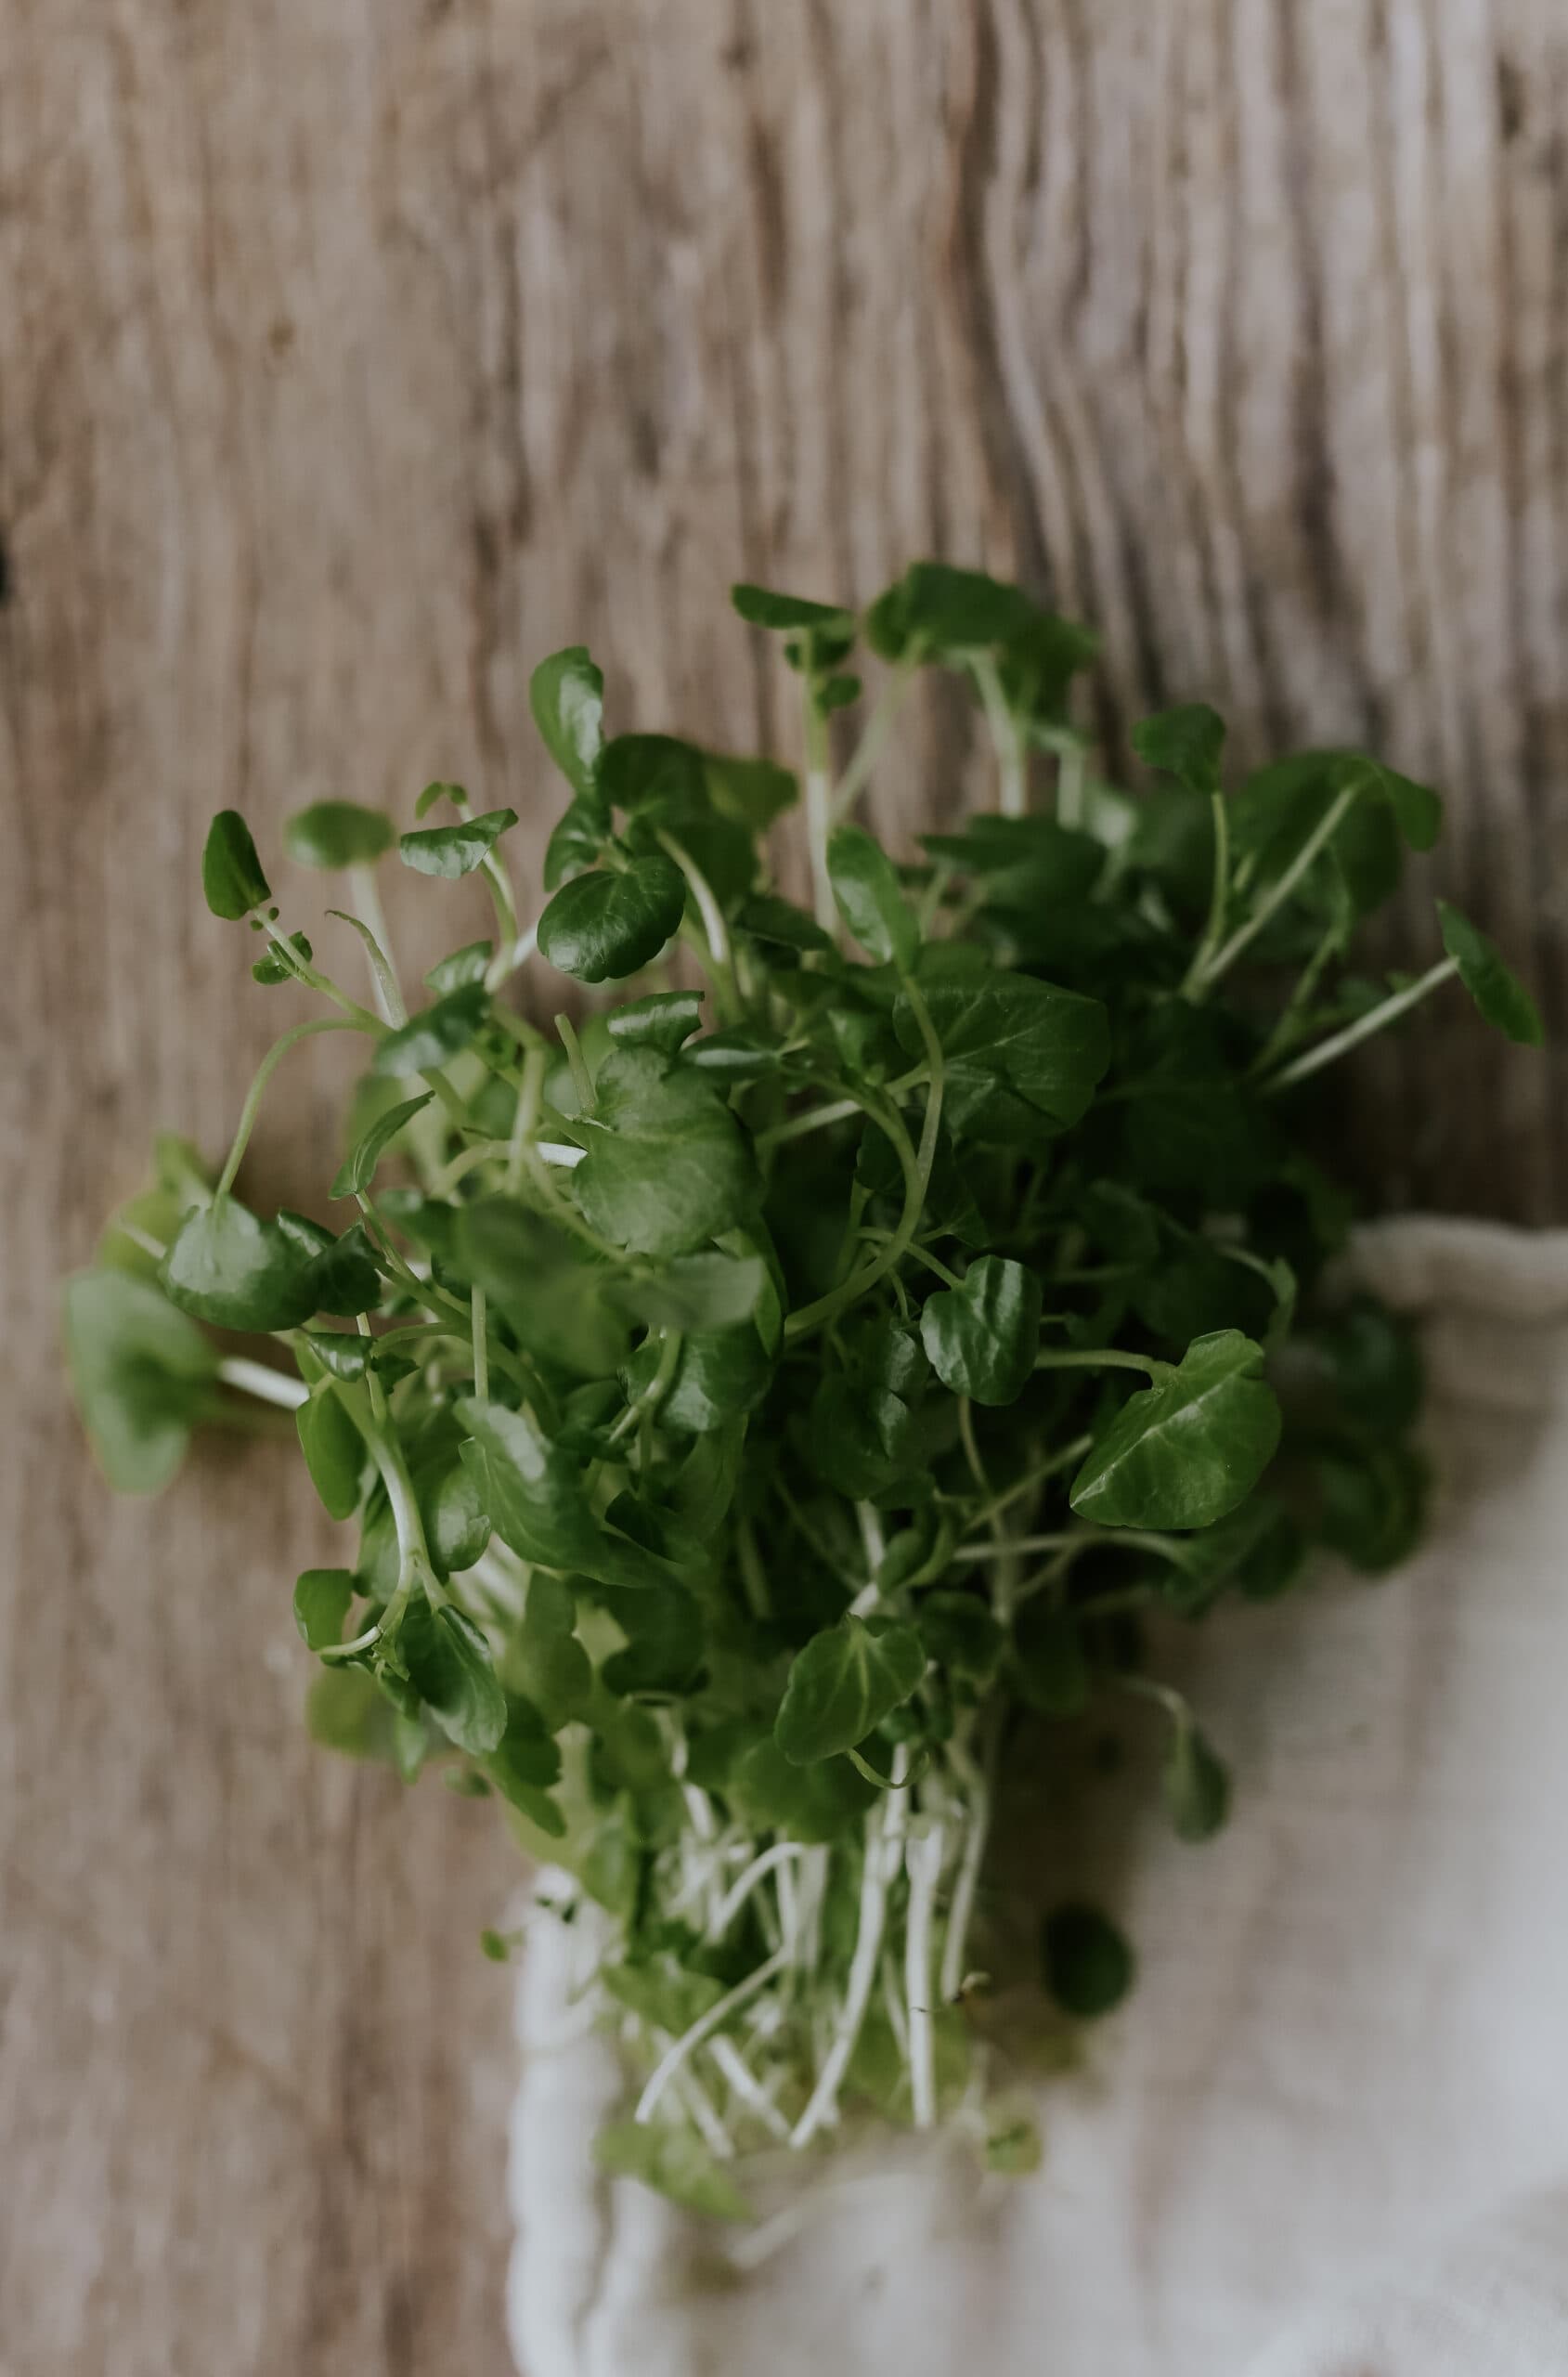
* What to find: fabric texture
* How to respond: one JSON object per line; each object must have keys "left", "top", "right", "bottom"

{"left": 508, "top": 1220, "right": 1568, "bottom": 2377}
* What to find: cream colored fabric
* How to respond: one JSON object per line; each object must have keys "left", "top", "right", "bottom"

{"left": 509, "top": 1222, "right": 1568, "bottom": 2376}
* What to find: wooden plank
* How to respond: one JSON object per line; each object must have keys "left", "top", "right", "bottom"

{"left": 3, "top": 4, "right": 1564, "bottom": 2371}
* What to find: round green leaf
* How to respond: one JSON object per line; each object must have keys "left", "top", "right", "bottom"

{"left": 397, "top": 1596, "right": 507, "bottom": 1757}
{"left": 775, "top": 1615, "right": 926, "bottom": 1765}
{"left": 537, "top": 855, "right": 687, "bottom": 984}
{"left": 529, "top": 646, "right": 605, "bottom": 805}
{"left": 160, "top": 1196, "right": 317, "bottom": 1331}
{"left": 918, "top": 1255, "right": 1042, "bottom": 1406}
{"left": 283, "top": 800, "right": 395, "bottom": 870}
{"left": 730, "top": 582, "right": 855, "bottom": 634}
{"left": 201, "top": 810, "right": 271, "bottom": 919}
{"left": 295, "top": 1385, "right": 365, "bottom": 1521}
{"left": 1042, "top": 1903, "right": 1134, "bottom": 2019}
{"left": 62, "top": 1269, "right": 218, "bottom": 1495}
{"left": 1132, "top": 703, "right": 1225, "bottom": 798}
{"left": 293, "top": 1567, "right": 356, "bottom": 1651}
{"left": 574, "top": 1050, "right": 758, "bottom": 1258}
{"left": 1163, "top": 1718, "right": 1232, "bottom": 1842}
{"left": 893, "top": 970, "right": 1110, "bottom": 1142}
{"left": 1069, "top": 1331, "right": 1282, "bottom": 1531}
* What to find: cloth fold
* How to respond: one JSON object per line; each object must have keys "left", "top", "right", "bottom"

{"left": 509, "top": 1221, "right": 1568, "bottom": 2376}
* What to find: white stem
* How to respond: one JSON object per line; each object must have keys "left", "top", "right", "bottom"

{"left": 1263, "top": 956, "right": 1459, "bottom": 1090}
{"left": 348, "top": 865, "right": 405, "bottom": 1023}
{"left": 938, "top": 1740, "right": 991, "bottom": 2006}
{"left": 973, "top": 656, "right": 1025, "bottom": 819}
{"left": 1199, "top": 779, "right": 1362, "bottom": 988}
{"left": 707, "top": 2035, "right": 792, "bottom": 2142}
{"left": 635, "top": 1948, "right": 790, "bottom": 2125}
{"left": 216, "top": 1356, "right": 308, "bottom": 1410}
{"left": 791, "top": 1748, "right": 911, "bottom": 2148}
{"left": 904, "top": 1823, "right": 946, "bottom": 2128}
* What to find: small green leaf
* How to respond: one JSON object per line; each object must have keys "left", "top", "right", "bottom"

{"left": 1133, "top": 703, "right": 1225, "bottom": 798}
{"left": 305, "top": 1666, "right": 395, "bottom": 1761}
{"left": 295, "top": 1384, "right": 365, "bottom": 1521}
{"left": 605, "top": 990, "right": 705, "bottom": 1057}
{"left": 1438, "top": 900, "right": 1544, "bottom": 1046}
{"left": 806, "top": 1376, "right": 915, "bottom": 1500}
{"left": 457, "top": 1396, "right": 672, "bottom": 1591}
{"left": 201, "top": 811, "right": 271, "bottom": 919}
{"left": 775, "top": 1615, "right": 926, "bottom": 1765}
{"left": 1042, "top": 1903, "right": 1134, "bottom": 2019}
{"left": 575, "top": 1050, "right": 758, "bottom": 1259}
{"left": 415, "top": 780, "right": 465, "bottom": 819}
{"left": 369, "top": 983, "right": 489, "bottom": 1077}
{"left": 895, "top": 969, "right": 1110, "bottom": 1143}
{"left": 293, "top": 1567, "right": 355, "bottom": 1651}
{"left": 424, "top": 940, "right": 493, "bottom": 994}
{"left": 483, "top": 1694, "right": 564, "bottom": 1813}
{"left": 918, "top": 1256, "right": 1041, "bottom": 1406}
{"left": 160, "top": 1196, "right": 317, "bottom": 1331}
{"left": 397, "top": 1595, "right": 507, "bottom": 1756}
{"left": 62, "top": 1269, "right": 218, "bottom": 1495}
{"left": 864, "top": 561, "right": 1038, "bottom": 663}
{"left": 275, "top": 1214, "right": 382, "bottom": 1316}
{"left": 252, "top": 929, "right": 313, "bottom": 985}
{"left": 735, "top": 894, "right": 833, "bottom": 956}
{"left": 594, "top": 2119, "right": 752, "bottom": 2222}
{"left": 302, "top": 1331, "right": 371, "bottom": 1382}
{"left": 703, "top": 753, "right": 797, "bottom": 827}
{"left": 1163, "top": 1716, "right": 1232, "bottom": 1842}
{"left": 611, "top": 1252, "right": 765, "bottom": 1334}
{"left": 453, "top": 1200, "right": 631, "bottom": 1379}
{"left": 915, "top": 1592, "right": 1004, "bottom": 1685}
{"left": 1070, "top": 1331, "right": 1282, "bottom": 1531}
{"left": 537, "top": 855, "right": 687, "bottom": 984}
{"left": 826, "top": 825, "right": 918, "bottom": 971}
{"left": 283, "top": 800, "right": 395, "bottom": 870}
{"left": 529, "top": 646, "right": 605, "bottom": 804}
{"left": 330, "top": 1091, "right": 434, "bottom": 1199}
{"left": 731, "top": 582, "right": 855, "bottom": 635}
{"left": 398, "top": 808, "right": 519, "bottom": 879}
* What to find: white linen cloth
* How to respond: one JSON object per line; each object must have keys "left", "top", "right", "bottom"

{"left": 508, "top": 1221, "right": 1568, "bottom": 2376}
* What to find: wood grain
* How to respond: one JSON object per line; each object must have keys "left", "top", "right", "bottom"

{"left": 3, "top": 3, "right": 1565, "bottom": 2371}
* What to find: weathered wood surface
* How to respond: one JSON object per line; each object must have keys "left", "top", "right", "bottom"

{"left": 4, "top": 4, "right": 1566, "bottom": 2371}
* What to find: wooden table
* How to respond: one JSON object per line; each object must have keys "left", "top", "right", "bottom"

{"left": 5, "top": 6, "right": 1565, "bottom": 2371}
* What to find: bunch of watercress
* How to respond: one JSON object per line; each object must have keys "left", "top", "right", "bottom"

{"left": 66, "top": 563, "right": 1542, "bottom": 2217}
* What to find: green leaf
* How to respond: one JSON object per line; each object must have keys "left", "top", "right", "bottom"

{"left": 775, "top": 1615, "right": 926, "bottom": 1765}
{"left": 415, "top": 780, "right": 465, "bottom": 819}
{"left": 453, "top": 1200, "right": 631, "bottom": 1379}
{"left": 594, "top": 2119, "right": 752, "bottom": 2222}
{"left": 605, "top": 990, "right": 705, "bottom": 1057}
{"left": 398, "top": 808, "right": 519, "bottom": 879}
{"left": 538, "top": 855, "right": 687, "bottom": 985}
{"left": 510, "top": 1576, "right": 593, "bottom": 1730}
{"left": 575, "top": 1049, "right": 758, "bottom": 1259}
{"left": 731, "top": 582, "right": 855, "bottom": 635}
{"left": 1042, "top": 1903, "right": 1134, "bottom": 2018}
{"left": 611, "top": 1252, "right": 765, "bottom": 1334}
{"left": 1070, "top": 1331, "right": 1282, "bottom": 1530}
{"left": 1315, "top": 1438, "right": 1429, "bottom": 1573}
{"left": 703, "top": 753, "right": 797, "bottom": 827}
{"left": 1438, "top": 901, "right": 1544, "bottom": 1046}
{"left": 293, "top": 1567, "right": 355, "bottom": 1651}
{"left": 544, "top": 797, "right": 607, "bottom": 890}
{"left": 305, "top": 1666, "right": 395, "bottom": 1761}
{"left": 369, "top": 983, "right": 489, "bottom": 1076}
{"left": 806, "top": 1376, "right": 915, "bottom": 1500}
{"left": 894, "top": 969, "right": 1110, "bottom": 1142}
{"left": 827, "top": 825, "right": 918, "bottom": 971}
{"left": 62, "top": 1269, "right": 218, "bottom": 1495}
{"left": 424, "top": 940, "right": 493, "bottom": 995}
{"left": 397, "top": 1595, "right": 507, "bottom": 1756}
{"left": 918, "top": 1256, "right": 1041, "bottom": 1405}
{"left": 160, "top": 1196, "right": 317, "bottom": 1331}
{"left": 330, "top": 1091, "right": 434, "bottom": 1198}
{"left": 483, "top": 1694, "right": 564, "bottom": 1828}
{"left": 864, "top": 561, "right": 1038, "bottom": 663}
{"left": 603, "top": 1955, "right": 726, "bottom": 2036}
{"left": 201, "top": 811, "right": 271, "bottom": 919}
{"left": 301, "top": 1331, "right": 371, "bottom": 1382}
{"left": 724, "top": 1736, "right": 877, "bottom": 1842}
{"left": 456, "top": 1396, "right": 672, "bottom": 1591}
{"left": 274, "top": 1214, "right": 382, "bottom": 1316}
{"left": 529, "top": 646, "right": 605, "bottom": 804}
{"left": 295, "top": 1384, "right": 365, "bottom": 1521}
{"left": 735, "top": 894, "right": 833, "bottom": 957}
{"left": 1162, "top": 1717, "right": 1231, "bottom": 1842}
{"left": 283, "top": 800, "right": 395, "bottom": 869}
{"left": 1132, "top": 703, "right": 1225, "bottom": 798}
{"left": 252, "top": 929, "right": 313, "bottom": 985}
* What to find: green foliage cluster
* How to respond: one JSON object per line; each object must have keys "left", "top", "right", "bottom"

{"left": 66, "top": 562, "right": 1541, "bottom": 2215}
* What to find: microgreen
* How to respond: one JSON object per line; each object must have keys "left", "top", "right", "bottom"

{"left": 67, "top": 562, "right": 1540, "bottom": 2215}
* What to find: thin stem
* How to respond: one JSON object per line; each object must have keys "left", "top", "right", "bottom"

{"left": 655, "top": 828, "right": 741, "bottom": 1019}
{"left": 554, "top": 1012, "right": 594, "bottom": 1111}
{"left": 215, "top": 1356, "right": 309, "bottom": 1410}
{"left": 607, "top": 1328, "right": 682, "bottom": 1443}
{"left": 967, "top": 1435, "right": 1094, "bottom": 1529}
{"left": 508, "top": 1045, "right": 546, "bottom": 1194}
{"left": 471, "top": 1287, "right": 489, "bottom": 1400}
{"left": 1195, "top": 779, "right": 1363, "bottom": 991}
{"left": 755, "top": 1095, "right": 861, "bottom": 1151}
{"left": 903, "top": 1824, "right": 945, "bottom": 2129}
{"left": 1263, "top": 957, "right": 1459, "bottom": 1092}
{"left": 939, "top": 1730, "right": 994, "bottom": 2005}
{"left": 217, "top": 1018, "right": 369, "bottom": 1199}
{"left": 706, "top": 1842, "right": 807, "bottom": 1941}
{"left": 1032, "top": 1346, "right": 1165, "bottom": 1380}
{"left": 972, "top": 654, "right": 1025, "bottom": 818}
{"left": 345, "top": 867, "right": 406, "bottom": 1022}
{"left": 1179, "top": 791, "right": 1232, "bottom": 995}
{"left": 1246, "top": 916, "right": 1342, "bottom": 1078}
{"left": 791, "top": 1747, "right": 911, "bottom": 2148}
{"left": 830, "top": 659, "right": 914, "bottom": 824}
{"left": 1056, "top": 737, "right": 1086, "bottom": 829}
{"left": 803, "top": 688, "right": 836, "bottom": 934}
{"left": 259, "top": 917, "right": 383, "bottom": 1033}
{"left": 634, "top": 1947, "right": 791, "bottom": 2125}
